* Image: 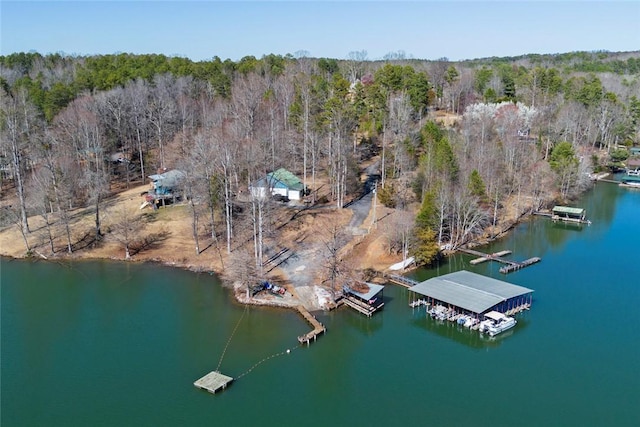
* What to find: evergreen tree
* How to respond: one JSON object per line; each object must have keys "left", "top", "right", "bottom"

{"left": 468, "top": 169, "right": 487, "bottom": 201}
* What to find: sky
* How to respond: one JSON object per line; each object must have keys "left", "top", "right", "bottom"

{"left": 1, "top": 1, "right": 639, "bottom": 62}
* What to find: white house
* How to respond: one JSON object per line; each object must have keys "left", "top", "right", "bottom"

{"left": 250, "top": 168, "right": 305, "bottom": 201}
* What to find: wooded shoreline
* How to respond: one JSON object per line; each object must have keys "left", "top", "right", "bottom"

{"left": 2, "top": 51, "right": 638, "bottom": 310}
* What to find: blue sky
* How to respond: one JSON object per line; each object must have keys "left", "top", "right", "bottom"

{"left": 2, "top": 1, "right": 639, "bottom": 61}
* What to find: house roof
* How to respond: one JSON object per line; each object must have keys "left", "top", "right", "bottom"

{"left": 346, "top": 283, "right": 384, "bottom": 301}
{"left": 409, "top": 270, "right": 533, "bottom": 314}
{"left": 148, "top": 170, "right": 185, "bottom": 188}
{"left": 267, "top": 168, "right": 304, "bottom": 191}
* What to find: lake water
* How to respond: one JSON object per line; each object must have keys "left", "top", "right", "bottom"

{"left": 2, "top": 182, "right": 639, "bottom": 426}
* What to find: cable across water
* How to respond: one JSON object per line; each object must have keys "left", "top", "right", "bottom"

{"left": 236, "top": 345, "right": 300, "bottom": 380}
{"left": 215, "top": 304, "right": 248, "bottom": 372}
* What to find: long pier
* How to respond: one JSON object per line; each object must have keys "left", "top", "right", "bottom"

{"left": 296, "top": 305, "right": 326, "bottom": 345}
{"left": 458, "top": 248, "right": 541, "bottom": 274}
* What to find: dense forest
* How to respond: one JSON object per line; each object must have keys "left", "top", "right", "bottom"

{"left": 1, "top": 50, "right": 639, "bottom": 270}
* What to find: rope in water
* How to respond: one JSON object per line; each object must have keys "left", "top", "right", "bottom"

{"left": 236, "top": 345, "right": 300, "bottom": 380}
{"left": 216, "top": 304, "right": 249, "bottom": 372}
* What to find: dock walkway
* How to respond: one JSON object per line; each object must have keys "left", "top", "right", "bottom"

{"left": 469, "top": 250, "right": 512, "bottom": 265}
{"left": 384, "top": 273, "right": 419, "bottom": 288}
{"left": 296, "top": 305, "right": 326, "bottom": 345}
{"left": 458, "top": 248, "right": 541, "bottom": 274}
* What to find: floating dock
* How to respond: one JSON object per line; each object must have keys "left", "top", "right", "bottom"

{"left": 469, "top": 250, "right": 512, "bottom": 265}
{"left": 458, "top": 248, "right": 541, "bottom": 274}
{"left": 194, "top": 371, "right": 233, "bottom": 394}
{"left": 296, "top": 305, "right": 326, "bottom": 345}
{"left": 499, "top": 257, "right": 541, "bottom": 273}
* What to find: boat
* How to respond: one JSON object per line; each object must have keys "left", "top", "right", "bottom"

{"left": 620, "top": 174, "right": 640, "bottom": 188}
{"left": 409, "top": 299, "right": 427, "bottom": 308}
{"left": 481, "top": 311, "right": 517, "bottom": 337}
{"left": 463, "top": 317, "right": 478, "bottom": 328}
{"left": 430, "top": 305, "right": 449, "bottom": 321}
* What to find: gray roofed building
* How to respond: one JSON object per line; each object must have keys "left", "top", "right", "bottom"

{"left": 409, "top": 270, "right": 534, "bottom": 315}
{"left": 148, "top": 169, "right": 185, "bottom": 196}
{"left": 346, "top": 283, "right": 384, "bottom": 302}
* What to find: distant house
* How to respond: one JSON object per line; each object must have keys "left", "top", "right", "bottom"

{"left": 149, "top": 169, "right": 185, "bottom": 196}
{"left": 250, "top": 168, "right": 306, "bottom": 201}
{"left": 626, "top": 158, "right": 640, "bottom": 172}
{"left": 142, "top": 169, "right": 185, "bottom": 209}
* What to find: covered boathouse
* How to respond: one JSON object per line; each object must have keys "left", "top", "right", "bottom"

{"left": 342, "top": 283, "right": 385, "bottom": 317}
{"left": 552, "top": 206, "right": 588, "bottom": 223}
{"left": 408, "top": 270, "right": 533, "bottom": 319}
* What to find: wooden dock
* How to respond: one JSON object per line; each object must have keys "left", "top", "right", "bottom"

{"left": 384, "top": 273, "right": 419, "bottom": 288}
{"left": 505, "top": 303, "right": 532, "bottom": 316}
{"left": 595, "top": 178, "right": 620, "bottom": 184}
{"left": 194, "top": 371, "right": 233, "bottom": 394}
{"left": 499, "top": 257, "right": 541, "bottom": 273}
{"left": 469, "top": 250, "right": 512, "bottom": 265}
{"left": 535, "top": 211, "right": 592, "bottom": 224}
{"left": 341, "top": 295, "right": 384, "bottom": 317}
{"left": 296, "top": 305, "right": 326, "bottom": 345}
{"left": 551, "top": 215, "right": 591, "bottom": 225}
{"left": 458, "top": 248, "right": 541, "bottom": 274}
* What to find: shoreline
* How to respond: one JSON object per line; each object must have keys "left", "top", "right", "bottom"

{"left": 0, "top": 177, "right": 569, "bottom": 313}
{"left": 0, "top": 205, "right": 540, "bottom": 303}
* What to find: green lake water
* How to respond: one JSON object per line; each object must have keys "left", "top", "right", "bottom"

{"left": 2, "top": 182, "right": 639, "bottom": 426}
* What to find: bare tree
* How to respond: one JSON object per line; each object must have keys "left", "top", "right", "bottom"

{"left": 147, "top": 74, "right": 178, "bottom": 169}
{"left": 0, "top": 87, "right": 38, "bottom": 234}
{"left": 449, "top": 190, "right": 489, "bottom": 248}
{"left": 107, "top": 205, "right": 145, "bottom": 259}
{"left": 224, "top": 247, "right": 258, "bottom": 299}
{"left": 2, "top": 203, "right": 31, "bottom": 253}
{"left": 126, "top": 79, "right": 151, "bottom": 180}
{"left": 346, "top": 50, "right": 368, "bottom": 83}
{"left": 321, "top": 225, "right": 348, "bottom": 296}
{"left": 384, "top": 209, "right": 414, "bottom": 265}
{"left": 29, "top": 164, "right": 58, "bottom": 254}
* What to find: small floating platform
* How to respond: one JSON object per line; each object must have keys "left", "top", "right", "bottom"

{"left": 194, "top": 371, "right": 233, "bottom": 394}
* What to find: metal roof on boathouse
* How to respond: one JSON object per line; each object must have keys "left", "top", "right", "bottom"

{"left": 409, "top": 270, "right": 534, "bottom": 314}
